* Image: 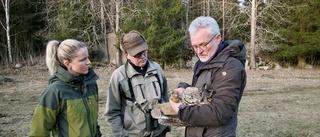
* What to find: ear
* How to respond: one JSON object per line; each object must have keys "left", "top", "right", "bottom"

{"left": 63, "top": 60, "right": 70, "bottom": 67}
{"left": 123, "top": 52, "right": 128, "bottom": 57}
{"left": 216, "top": 34, "right": 222, "bottom": 44}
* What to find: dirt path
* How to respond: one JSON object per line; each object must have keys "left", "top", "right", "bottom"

{"left": 1, "top": 64, "right": 320, "bottom": 136}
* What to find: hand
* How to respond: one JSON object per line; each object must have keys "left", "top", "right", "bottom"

{"left": 175, "top": 87, "right": 185, "bottom": 94}
{"left": 169, "top": 87, "right": 185, "bottom": 103}
{"left": 169, "top": 99, "right": 182, "bottom": 113}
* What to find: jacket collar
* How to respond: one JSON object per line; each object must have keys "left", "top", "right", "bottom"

{"left": 126, "top": 59, "right": 158, "bottom": 79}
{"left": 201, "top": 40, "right": 246, "bottom": 70}
{"left": 49, "top": 65, "right": 98, "bottom": 85}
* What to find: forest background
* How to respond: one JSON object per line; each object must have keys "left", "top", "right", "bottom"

{"left": 1, "top": 0, "right": 320, "bottom": 137}
{"left": 0, "top": 0, "right": 319, "bottom": 69}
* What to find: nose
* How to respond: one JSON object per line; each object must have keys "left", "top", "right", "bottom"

{"left": 195, "top": 48, "right": 203, "bottom": 54}
{"left": 87, "top": 59, "right": 91, "bottom": 65}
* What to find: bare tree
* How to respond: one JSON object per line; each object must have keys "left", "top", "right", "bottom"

{"left": 222, "top": 0, "right": 225, "bottom": 40}
{"left": 1, "top": 0, "right": 12, "bottom": 64}
{"left": 99, "top": 0, "right": 109, "bottom": 63}
{"left": 99, "top": 0, "right": 124, "bottom": 66}
{"left": 115, "top": 0, "right": 122, "bottom": 66}
{"left": 89, "top": 0, "right": 99, "bottom": 50}
{"left": 215, "top": 0, "right": 290, "bottom": 69}
{"left": 250, "top": 0, "right": 257, "bottom": 69}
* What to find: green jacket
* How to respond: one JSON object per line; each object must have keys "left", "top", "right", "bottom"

{"left": 30, "top": 66, "right": 100, "bottom": 137}
{"left": 105, "top": 60, "right": 169, "bottom": 137}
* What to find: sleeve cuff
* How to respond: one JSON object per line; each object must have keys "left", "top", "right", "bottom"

{"left": 177, "top": 82, "right": 191, "bottom": 89}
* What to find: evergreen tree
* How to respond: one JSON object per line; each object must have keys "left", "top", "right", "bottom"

{"left": 120, "top": 0, "right": 191, "bottom": 68}
{"left": 273, "top": 0, "right": 320, "bottom": 67}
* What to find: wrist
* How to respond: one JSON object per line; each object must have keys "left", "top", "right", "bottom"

{"left": 178, "top": 104, "right": 187, "bottom": 109}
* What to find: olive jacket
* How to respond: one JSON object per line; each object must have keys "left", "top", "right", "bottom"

{"left": 105, "top": 60, "right": 169, "bottom": 137}
{"left": 178, "top": 40, "right": 247, "bottom": 137}
{"left": 30, "top": 66, "right": 100, "bottom": 137}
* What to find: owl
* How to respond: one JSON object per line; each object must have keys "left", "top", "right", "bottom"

{"left": 151, "top": 87, "right": 211, "bottom": 126}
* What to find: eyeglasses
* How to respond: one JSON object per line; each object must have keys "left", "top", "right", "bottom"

{"left": 191, "top": 35, "right": 216, "bottom": 51}
{"left": 134, "top": 50, "right": 148, "bottom": 58}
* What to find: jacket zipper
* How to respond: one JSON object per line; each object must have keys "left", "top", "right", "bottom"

{"left": 82, "top": 83, "right": 94, "bottom": 137}
{"left": 87, "top": 97, "right": 92, "bottom": 107}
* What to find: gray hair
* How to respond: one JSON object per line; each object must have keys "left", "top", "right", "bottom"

{"left": 188, "top": 16, "right": 220, "bottom": 36}
{"left": 46, "top": 39, "right": 87, "bottom": 75}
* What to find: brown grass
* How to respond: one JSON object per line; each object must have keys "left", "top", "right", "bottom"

{"left": 0, "top": 62, "right": 320, "bottom": 137}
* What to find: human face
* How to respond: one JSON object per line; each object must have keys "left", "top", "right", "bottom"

{"left": 64, "top": 47, "right": 91, "bottom": 76}
{"left": 192, "top": 36, "right": 215, "bottom": 52}
{"left": 190, "top": 28, "right": 221, "bottom": 62}
{"left": 126, "top": 50, "right": 148, "bottom": 67}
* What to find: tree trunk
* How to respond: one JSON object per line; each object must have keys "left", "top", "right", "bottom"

{"left": 100, "top": 0, "right": 110, "bottom": 63}
{"left": 222, "top": 0, "right": 224, "bottom": 41}
{"left": 297, "top": 56, "right": 306, "bottom": 69}
{"left": 206, "top": 0, "right": 210, "bottom": 16}
{"left": 89, "top": 0, "right": 98, "bottom": 49}
{"left": 5, "top": 0, "right": 12, "bottom": 64}
{"left": 250, "top": 0, "right": 257, "bottom": 69}
{"left": 115, "top": 0, "right": 123, "bottom": 66}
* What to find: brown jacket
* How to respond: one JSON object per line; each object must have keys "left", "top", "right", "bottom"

{"left": 178, "top": 40, "right": 247, "bottom": 137}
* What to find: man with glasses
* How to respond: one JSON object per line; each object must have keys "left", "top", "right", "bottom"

{"left": 170, "top": 16, "right": 247, "bottom": 136}
{"left": 105, "top": 30, "right": 170, "bottom": 137}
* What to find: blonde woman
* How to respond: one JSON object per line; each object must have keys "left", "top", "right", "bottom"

{"left": 30, "top": 39, "right": 101, "bottom": 137}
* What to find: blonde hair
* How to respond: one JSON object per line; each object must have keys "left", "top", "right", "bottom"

{"left": 46, "top": 39, "right": 87, "bottom": 75}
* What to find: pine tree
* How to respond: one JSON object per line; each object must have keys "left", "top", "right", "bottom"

{"left": 120, "top": 0, "right": 191, "bottom": 68}
{"left": 273, "top": 0, "right": 320, "bottom": 67}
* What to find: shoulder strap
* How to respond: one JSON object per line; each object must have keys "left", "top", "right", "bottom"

{"left": 125, "top": 62, "right": 145, "bottom": 114}
{"left": 154, "top": 70, "right": 163, "bottom": 102}
{"left": 124, "top": 61, "right": 164, "bottom": 113}
{"left": 145, "top": 60, "right": 164, "bottom": 103}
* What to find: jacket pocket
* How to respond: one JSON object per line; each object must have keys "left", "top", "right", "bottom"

{"left": 123, "top": 100, "right": 146, "bottom": 131}
{"left": 145, "top": 75, "right": 162, "bottom": 101}
{"left": 130, "top": 78, "right": 148, "bottom": 105}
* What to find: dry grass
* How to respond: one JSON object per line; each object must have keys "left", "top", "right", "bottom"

{"left": 0, "top": 62, "right": 320, "bottom": 137}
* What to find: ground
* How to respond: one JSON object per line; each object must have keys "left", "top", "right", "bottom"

{"left": 0, "top": 62, "right": 320, "bottom": 137}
